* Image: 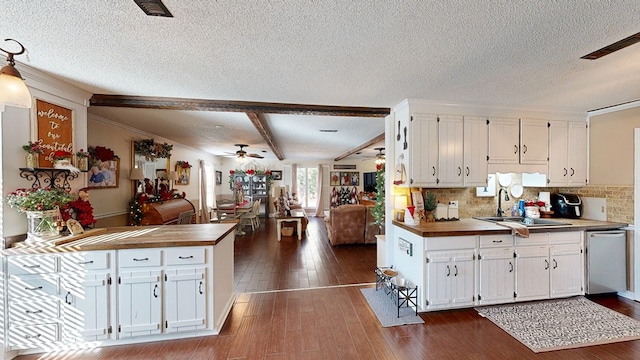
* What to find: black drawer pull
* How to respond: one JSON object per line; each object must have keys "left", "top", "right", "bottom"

{"left": 23, "top": 264, "right": 41, "bottom": 269}
{"left": 78, "top": 260, "right": 94, "bottom": 265}
{"left": 25, "top": 309, "right": 43, "bottom": 314}
{"left": 178, "top": 256, "right": 194, "bottom": 260}
{"left": 25, "top": 286, "right": 43, "bottom": 291}
{"left": 133, "top": 258, "right": 149, "bottom": 262}
{"left": 24, "top": 334, "right": 41, "bottom": 339}
{"left": 492, "top": 240, "right": 503, "bottom": 243}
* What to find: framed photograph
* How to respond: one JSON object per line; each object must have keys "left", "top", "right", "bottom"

{"left": 330, "top": 171, "right": 340, "bottom": 186}
{"left": 215, "top": 170, "right": 222, "bottom": 185}
{"left": 271, "top": 170, "right": 282, "bottom": 180}
{"left": 87, "top": 158, "right": 120, "bottom": 188}
{"left": 349, "top": 172, "right": 359, "bottom": 186}
{"left": 176, "top": 165, "right": 190, "bottom": 185}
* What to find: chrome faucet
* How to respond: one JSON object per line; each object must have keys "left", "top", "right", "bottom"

{"left": 496, "top": 187, "right": 510, "bottom": 217}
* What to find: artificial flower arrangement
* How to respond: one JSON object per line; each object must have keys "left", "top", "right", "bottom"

{"left": 52, "top": 150, "right": 73, "bottom": 160}
{"left": 75, "top": 149, "right": 91, "bottom": 158}
{"left": 88, "top": 145, "right": 119, "bottom": 161}
{"left": 5, "top": 187, "right": 75, "bottom": 213}
{"left": 176, "top": 161, "right": 192, "bottom": 168}
{"left": 61, "top": 188, "right": 97, "bottom": 228}
{"left": 228, "top": 169, "right": 273, "bottom": 190}
{"left": 23, "top": 140, "right": 44, "bottom": 154}
{"left": 134, "top": 139, "right": 173, "bottom": 161}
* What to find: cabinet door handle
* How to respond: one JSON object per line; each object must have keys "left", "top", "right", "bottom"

{"left": 454, "top": 265, "right": 458, "bottom": 276}
{"left": 25, "top": 309, "right": 43, "bottom": 314}
{"left": 522, "top": 144, "right": 528, "bottom": 154}
{"left": 78, "top": 260, "right": 94, "bottom": 265}
{"left": 446, "top": 265, "right": 451, "bottom": 277}
{"left": 563, "top": 168, "right": 568, "bottom": 176}
{"left": 23, "top": 264, "right": 41, "bottom": 269}
{"left": 466, "top": 167, "right": 470, "bottom": 176}
{"left": 553, "top": 259, "right": 558, "bottom": 269}
{"left": 509, "top": 262, "right": 513, "bottom": 273}
{"left": 432, "top": 166, "right": 436, "bottom": 176}
{"left": 153, "top": 284, "right": 159, "bottom": 298}
{"left": 65, "top": 291, "right": 72, "bottom": 305}
{"left": 178, "top": 256, "right": 194, "bottom": 260}
{"left": 24, "top": 334, "right": 42, "bottom": 339}
{"left": 133, "top": 257, "right": 149, "bottom": 262}
{"left": 24, "top": 286, "right": 43, "bottom": 291}
{"left": 199, "top": 281, "right": 203, "bottom": 295}
{"left": 513, "top": 145, "right": 518, "bottom": 154}
{"left": 544, "top": 259, "right": 549, "bottom": 270}
{"left": 570, "top": 168, "right": 575, "bottom": 176}
{"left": 457, "top": 167, "right": 462, "bottom": 176}
{"left": 492, "top": 240, "right": 503, "bottom": 243}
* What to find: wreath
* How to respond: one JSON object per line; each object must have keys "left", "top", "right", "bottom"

{"left": 134, "top": 139, "right": 173, "bottom": 161}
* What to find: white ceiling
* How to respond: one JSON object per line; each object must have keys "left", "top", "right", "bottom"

{"left": 3, "top": 1, "right": 640, "bottom": 161}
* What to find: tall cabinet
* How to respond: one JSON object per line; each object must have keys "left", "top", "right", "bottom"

{"left": 234, "top": 174, "right": 270, "bottom": 218}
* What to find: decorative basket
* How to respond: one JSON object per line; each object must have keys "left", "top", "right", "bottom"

{"left": 281, "top": 227, "right": 294, "bottom": 237}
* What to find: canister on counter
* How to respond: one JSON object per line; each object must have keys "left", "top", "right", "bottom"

{"left": 518, "top": 199, "right": 525, "bottom": 217}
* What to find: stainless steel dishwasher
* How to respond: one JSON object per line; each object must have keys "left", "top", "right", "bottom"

{"left": 585, "top": 230, "right": 627, "bottom": 294}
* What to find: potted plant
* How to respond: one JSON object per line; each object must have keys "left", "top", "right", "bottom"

{"left": 424, "top": 191, "right": 437, "bottom": 222}
{"left": 5, "top": 187, "right": 75, "bottom": 240}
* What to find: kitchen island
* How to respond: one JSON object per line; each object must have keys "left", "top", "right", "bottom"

{"left": 2, "top": 223, "right": 236, "bottom": 354}
{"left": 391, "top": 218, "right": 627, "bottom": 312}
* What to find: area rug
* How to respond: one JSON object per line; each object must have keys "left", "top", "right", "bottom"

{"left": 475, "top": 296, "right": 640, "bottom": 353}
{"left": 360, "top": 288, "right": 424, "bottom": 327}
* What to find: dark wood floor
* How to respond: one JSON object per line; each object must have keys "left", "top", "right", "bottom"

{"left": 15, "top": 216, "right": 640, "bottom": 359}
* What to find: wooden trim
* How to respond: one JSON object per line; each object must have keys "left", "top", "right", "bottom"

{"left": 245, "top": 112, "right": 284, "bottom": 160}
{"left": 333, "top": 133, "right": 385, "bottom": 161}
{"left": 90, "top": 94, "right": 390, "bottom": 117}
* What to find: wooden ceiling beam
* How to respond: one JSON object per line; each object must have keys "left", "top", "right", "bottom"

{"left": 90, "top": 94, "right": 390, "bottom": 117}
{"left": 245, "top": 112, "right": 284, "bottom": 161}
{"left": 333, "top": 133, "right": 385, "bottom": 161}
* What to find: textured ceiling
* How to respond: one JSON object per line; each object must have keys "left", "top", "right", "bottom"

{"left": 3, "top": 1, "right": 640, "bottom": 160}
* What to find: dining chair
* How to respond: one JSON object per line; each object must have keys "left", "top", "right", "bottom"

{"left": 177, "top": 210, "right": 194, "bottom": 224}
{"left": 238, "top": 199, "right": 261, "bottom": 232}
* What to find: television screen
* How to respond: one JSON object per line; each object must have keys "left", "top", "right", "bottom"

{"left": 363, "top": 172, "right": 376, "bottom": 193}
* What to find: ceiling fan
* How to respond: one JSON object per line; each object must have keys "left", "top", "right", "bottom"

{"left": 361, "top": 147, "right": 385, "bottom": 162}
{"left": 225, "top": 144, "right": 264, "bottom": 159}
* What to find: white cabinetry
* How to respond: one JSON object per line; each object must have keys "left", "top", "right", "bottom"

{"left": 437, "top": 115, "right": 464, "bottom": 187}
{"left": 6, "top": 254, "right": 61, "bottom": 349}
{"left": 514, "top": 246, "right": 550, "bottom": 301}
{"left": 59, "top": 251, "right": 114, "bottom": 342}
{"left": 549, "top": 232, "right": 583, "bottom": 297}
{"left": 164, "top": 247, "right": 207, "bottom": 333}
{"left": 117, "top": 249, "right": 163, "bottom": 338}
{"left": 548, "top": 121, "right": 588, "bottom": 186}
{"left": 407, "top": 113, "right": 438, "bottom": 186}
{"left": 478, "top": 235, "right": 515, "bottom": 305}
{"left": 463, "top": 116, "right": 489, "bottom": 186}
{"left": 423, "top": 236, "right": 476, "bottom": 311}
{"left": 488, "top": 118, "right": 548, "bottom": 165}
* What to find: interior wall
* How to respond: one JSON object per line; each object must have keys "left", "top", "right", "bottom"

{"left": 589, "top": 107, "right": 640, "bottom": 185}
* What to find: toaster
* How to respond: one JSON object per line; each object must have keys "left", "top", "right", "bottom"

{"left": 550, "top": 193, "right": 583, "bottom": 218}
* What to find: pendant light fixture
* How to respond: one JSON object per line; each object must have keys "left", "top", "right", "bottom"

{"left": 0, "top": 39, "right": 32, "bottom": 108}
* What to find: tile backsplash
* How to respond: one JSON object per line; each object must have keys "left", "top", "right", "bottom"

{"left": 414, "top": 184, "right": 633, "bottom": 225}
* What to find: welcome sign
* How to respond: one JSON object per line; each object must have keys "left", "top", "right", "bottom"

{"left": 35, "top": 99, "right": 73, "bottom": 167}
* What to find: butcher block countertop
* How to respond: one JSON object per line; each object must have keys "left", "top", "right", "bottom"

{"left": 393, "top": 218, "right": 628, "bottom": 237}
{"left": 4, "top": 223, "right": 237, "bottom": 255}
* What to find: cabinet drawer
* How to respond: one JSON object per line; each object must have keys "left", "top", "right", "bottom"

{"left": 118, "top": 249, "right": 162, "bottom": 268}
{"left": 515, "top": 233, "right": 549, "bottom": 246}
{"left": 424, "top": 236, "right": 477, "bottom": 251}
{"left": 549, "top": 231, "right": 582, "bottom": 245}
{"left": 60, "top": 251, "right": 111, "bottom": 271}
{"left": 9, "top": 298, "right": 60, "bottom": 324}
{"left": 8, "top": 323, "right": 59, "bottom": 348}
{"left": 8, "top": 255, "right": 57, "bottom": 275}
{"left": 9, "top": 274, "right": 59, "bottom": 298}
{"left": 480, "top": 235, "right": 514, "bottom": 248}
{"left": 166, "top": 247, "right": 206, "bottom": 266}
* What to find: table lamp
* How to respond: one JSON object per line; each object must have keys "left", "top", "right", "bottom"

{"left": 169, "top": 171, "right": 179, "bottom": 189}
{"left": 129, "top": 168, "right": 145, "bottom": 194}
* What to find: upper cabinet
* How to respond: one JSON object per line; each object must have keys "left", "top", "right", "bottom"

{"left": 548, "top": 121, "right": 588, "bottom": 187}
{"left": 488, "top": 118, "right": 548, "bottom": 165}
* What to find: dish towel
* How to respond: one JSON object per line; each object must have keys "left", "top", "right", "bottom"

{"left": 496, "top": 221, "right": 530, "bottom": 238}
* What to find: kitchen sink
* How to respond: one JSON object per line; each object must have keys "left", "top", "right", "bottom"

{"left": 474, "top": 216, "right": 570, "bottom": 227}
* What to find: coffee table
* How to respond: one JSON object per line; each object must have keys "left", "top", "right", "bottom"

{"left": 276, "top": 210, "right": 306, "bottom": 241}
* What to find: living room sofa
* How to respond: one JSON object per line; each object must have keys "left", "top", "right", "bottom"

{"left": 324, "top": 204, "right": 383, "bottom": 246}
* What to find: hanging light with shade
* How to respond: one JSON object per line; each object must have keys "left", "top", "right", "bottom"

{"left": 0, "top": 39, "right": 31, "bottom": 109}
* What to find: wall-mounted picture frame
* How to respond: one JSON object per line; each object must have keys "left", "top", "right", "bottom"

{"left": 340, "top": 171, "right": 359, "bottom": 186}
{"left": 88, "top": 158, "right": 120, "bottom": 188}
{"left": 33, "top": 98, "right": 75, "bottom": 168}
{"left": 330, "top": 171, "right": 340, "bottom": 186}
{"left": 176, "top": 165, "right": 190, "bottom": 185}
{"left": 271, "top": 170, "right": 282, "bottom": 180}
{"left": 215, "top": 170, "right": 222, "bottom": 185}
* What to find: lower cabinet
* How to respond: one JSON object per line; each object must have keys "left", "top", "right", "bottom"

{"left": 549, "top": 243, "right": 583, "bottom": 297}
{"left": 478, "top": 247, "right": 515, "bottom": 305}
{"left": 514, "top": 246, "right": 550, "bottom": 301}
{"left": 425, "top": 249, "right": 475, "bottom": 310}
